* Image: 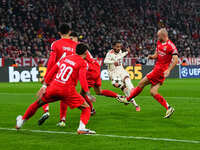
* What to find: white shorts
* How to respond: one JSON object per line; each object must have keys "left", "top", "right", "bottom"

{"left": 109, "top": 69, "right": 129, "bottom": 81}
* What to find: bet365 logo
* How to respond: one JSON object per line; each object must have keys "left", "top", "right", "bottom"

{"left": 125, "top": 66, "right": 142, "bottom": 80}
{"left": 8, "top": 67, "right": 47, "bottom": 82}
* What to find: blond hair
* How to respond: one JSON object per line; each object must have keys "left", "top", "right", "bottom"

{"left": 158, "top": 28, "right": 168, "bottom": 36}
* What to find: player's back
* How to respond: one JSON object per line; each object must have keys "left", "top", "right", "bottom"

{"left": 85, "top": 51, "right": 100, "bottom": 70}
{"left": 85, "top": 51, "right": 100, "bottom": 79}
{"left": 53, "top": 54, "right": 86, "bottom": 89}
{"left": 52, "top": 38, "right": 77, "bottom": 62}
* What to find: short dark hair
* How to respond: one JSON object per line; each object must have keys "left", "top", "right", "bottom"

{"left": 70, "top": 31, "right": 78, "bottom": 37}
{"left": 112, "top": 40, "right": 121, "bottom": 46}
{"left": 76, "top": 43, "right": 88, "bottom": 55}
{"left": 58, "top": 23, "right": 70, "bottom": 34}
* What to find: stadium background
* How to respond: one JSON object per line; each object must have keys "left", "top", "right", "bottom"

{"left": 0, "top": 0, "right": 199, "bottom": 81}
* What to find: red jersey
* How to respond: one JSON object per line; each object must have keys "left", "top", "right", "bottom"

{"left": 45, "top": 54, "right": 89, "bottom": 92}
{"left": 85, "top": 51, "right": 101, "bottom": 79}
{"left": 44, "top": 38, "right": 77, "bottom": 78}
{"left": 155, "top": 40, "right": 178, "bottom": 72}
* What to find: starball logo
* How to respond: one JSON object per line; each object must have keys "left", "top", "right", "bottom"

{"left": 180, "top": 66, "right": 200, "bottom": 78}
{"left": 181, "top": 67, "right": 188, "bottom": 77}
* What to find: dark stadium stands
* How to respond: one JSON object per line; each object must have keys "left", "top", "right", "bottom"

{"left": 0, "top": 0, "right": 199, "bottom": 60}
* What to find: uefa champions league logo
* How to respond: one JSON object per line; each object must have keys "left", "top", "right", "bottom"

{"left": 181, "top": 67, "right": 188, "bottom": 77}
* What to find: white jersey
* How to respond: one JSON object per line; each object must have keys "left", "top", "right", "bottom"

{"left": 104, "top": 49, "right": 129, "bottom": 80}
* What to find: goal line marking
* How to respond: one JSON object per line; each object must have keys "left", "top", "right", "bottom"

{"left": 0, "top": 127, "right": 199, "bottom": 144}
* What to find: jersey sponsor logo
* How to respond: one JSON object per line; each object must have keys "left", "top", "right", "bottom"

{"left": 163, "top": 46, "right": 167, "bottom": 51}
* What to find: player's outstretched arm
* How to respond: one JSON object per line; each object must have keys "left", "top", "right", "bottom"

{"left": 43, "top": 51, "right": 57, "bottom": 79}
{"left": 79, "top": 65, "right": 96, "bottom": 102}
{"left": 79, "top": 66, "right": 89, "bottom": 93}
{"left": 44, "top": 63, "right": 59, "bottom": 84}
{"left": 121, "top": 47, "right": 130, "bottom": 57}
{"left": 164, "top": 55, "right": 178, "bottom": 77}
{"left": 148, "top": 51, "right": 158, "bottom": 59}
{"left": 36, "top": 63, "right": 59, "bottom": 99}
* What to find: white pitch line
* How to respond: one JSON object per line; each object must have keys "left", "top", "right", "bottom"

{"left": 0, "top": 127, "right": 199, "bottom": 144}
{"left": 0, "top": 92, "right": 200, "bottom": 100}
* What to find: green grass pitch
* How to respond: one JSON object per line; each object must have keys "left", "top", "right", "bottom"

{"left": 0, "top": 79, "right": 200, "bottom": 150}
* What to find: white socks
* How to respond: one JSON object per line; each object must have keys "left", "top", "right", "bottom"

{"left": 78, "top": 120, "right": 86, "bottom": 130}
{"left": 124, "top": 78, "right": 134, "bottom": 90}
{"left": 124, "top": 78, "right": 138, "bottom": 107}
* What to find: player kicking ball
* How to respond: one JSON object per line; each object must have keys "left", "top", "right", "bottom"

{"left": 118, "top": 28, "right": 178, "bottom": 118}
{"left": 104, "top": 41, "right": 140, "bottom": 111}
{"left": 16, "top": 44, "right": 96, "bottom": 134}
{"left": 56, "top": 34, "right": 125, "bottom": 127}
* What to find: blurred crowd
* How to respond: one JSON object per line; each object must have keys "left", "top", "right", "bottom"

{"left": 0, "top": 0, "right": 199, "bottom": 60}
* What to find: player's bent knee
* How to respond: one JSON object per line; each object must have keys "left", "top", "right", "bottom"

{"left": 80, "top": 101, "right": 90, "bottom": 108}
{"left": 96, "top": 91, "right": 101, "bottom": 95}
{"left": 80, "top": 89, "right": 86, "bottom": 96}
{"left": 37, "top": 99, "right": 46, "bottom": 107}
{"left": 150, "top": 89, "right": 157, "bottom": 97}
{"left": 138, "top": 80, "right": 145, "bottom": 88}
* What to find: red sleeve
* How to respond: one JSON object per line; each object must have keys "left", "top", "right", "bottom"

{"left": 79, "top": 63, "right": 89, "bottom": 92}
{"left": 169, "top": 42, "right": 178, "bottom": 55}
{"left": 44, "top": 51, "right": 56, "bottom": 79}
{"left": 44, "top": 62, "right": 59, "bottom": 85}
{"left": 85, "top": 51, "right": 93, "bottom": 63}
{"left": 44, "top": 41, "right": 57, "bottom": 79}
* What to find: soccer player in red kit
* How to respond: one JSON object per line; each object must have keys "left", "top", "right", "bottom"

{"left": 38, "top": 23, "right": 77, "bottom": 125}
{"left": 81, "top": 50, "right": 121, "bottom": 112}
{"left": 118, "top": 28, "right": 178, "bottom": 118}
{"left": 16, "top": 44, "right": 96, "bottom": 134}
{"left": 56, "top": 34, "right": 123, "bottom": 127}
{"left": 70, "top": 33, "right": 120, "bottom": 102}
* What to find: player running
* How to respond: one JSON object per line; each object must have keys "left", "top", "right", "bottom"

{"left": 38, "top": 23, "right": 77, "bottom": 125}
{"left": 57, "top": 34, "right": 125, "bottom": 127}
{"left": 104, "top": 41, "right": 140, "bottom": 111}
{"left": 118, "top": 28, "right": 178, "bottom": 118}
{"left": 16, "top": 43, "right": 96, "bottom": 134}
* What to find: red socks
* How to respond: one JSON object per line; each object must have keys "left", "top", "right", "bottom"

{"left": 23, "top": 101, "right": 40, "bottom": 120}
{"left": 60, "top": 101, "right": 68, "bottom": 121}
{"left": 127, "top": 87, "right": 143, "bottom": 101}
{"left": 153, "top": 94, "right": 169, "bottom": 110}
{"left": 80, "top": 107, "right": 91, "bottom": 125}
{"left": 42, "top": 104, "right": 49, "bottom": 113}
{"left": 101, "top": 89, "right": 118, "bottom": 98}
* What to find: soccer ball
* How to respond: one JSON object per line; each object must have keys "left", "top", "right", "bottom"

{"left": 111, "top": 76, "right": 124, "bottom": 88}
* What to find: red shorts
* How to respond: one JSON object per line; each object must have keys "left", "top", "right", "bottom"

{"left": 87, "top": 71, "right": 101, "bottom": 88}
{"left": 146, "top": 69, "right": 165, "bottom": 85}
{"left": 41, "top": 84, "right": 85, "bottom": 109}
{"left": 87, "top": 77, "right": 102, "bottom": 88}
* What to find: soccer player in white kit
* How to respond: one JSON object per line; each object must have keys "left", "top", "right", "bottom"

{"left": 104, "top": 41, "right": 140, "bottom": 111}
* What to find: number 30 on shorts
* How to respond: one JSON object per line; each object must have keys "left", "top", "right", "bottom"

{"left": 56, "top": 64, "right": 73, "bottom": 82}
